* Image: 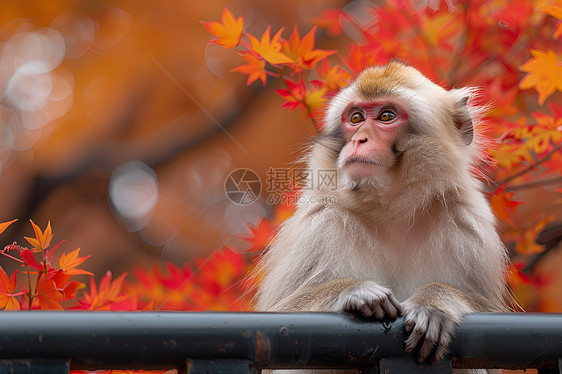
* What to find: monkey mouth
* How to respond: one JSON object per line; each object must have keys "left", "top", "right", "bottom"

{"left": 344, "top": 155, "right": 384, "bottom": 168}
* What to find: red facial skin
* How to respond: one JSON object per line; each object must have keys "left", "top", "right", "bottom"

{"left": 339, "top": 99, "right": 409, "bottom": 178}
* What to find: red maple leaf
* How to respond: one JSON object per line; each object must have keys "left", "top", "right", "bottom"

{"left": 239, "top": 218, "right": 278, "bottom": 253}
{"left": 489, "top": 188, "right": 523, "bottom": 227}
{"left": 20, "top": 249, "right": 44, "bottom": 271}
{"left": 72, "top": 271, "right": 129, "bottom": 310}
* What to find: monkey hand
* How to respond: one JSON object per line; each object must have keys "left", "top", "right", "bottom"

{"left": 402, "top": 283, "right": 473, "bottom": 364}
{"left": 335, "top": 280, "right": 402, "bottom": 319}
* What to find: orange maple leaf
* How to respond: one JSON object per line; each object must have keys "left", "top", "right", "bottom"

{"left": 283, "top": 26, "right": 336, "bottom": 72}
{"left": 0, "top": 267, "right": 21, "bottom": 310}
{"left": 59, "top": 248, "right": 93, "bottom": 276}
{"left": 541, "top": 3, "right": 562, "bottom": 19}
{"left": 0, "top": 219, "right": 17, "bottom": 237}
{"left": 342, "top": 43, "right": 381, "bottom": 76}
{"left": 201, "top": 7, "right": 244, "bottom": 48}
{"left": 515, "top": 215, "right": 556, "bottom": 255}
{"left": 520, "top": 49, "right": 562, "bottom": 105}
{"left": 316, "top": 60, "right": 352, "bottom": 91}
{"left": 304, "top": 84, "right": 328, "bottom": 117}
{"left": 247, "top": 26, "right": 294, "bottom": 65}
{"left": 500, "top": 113, "right": 562, "bottom": 156}
{"left": 525, "top": 121, "right": 562, "bottom": 154}
{"left": 490, "top": 143, "right": 532, "bottom": 169}
{"left": 540, "top": 3, "right": 562, "bottom": 38}
{"left": 36, "top": 277, "right": 64, "bottom": 310}
{"left": 422, "top": 12, "right": 461, "bottom": 49}
{"left": 231, "top": 52, "right": 267, "bottom": 86}
{"left": 25, "top": 220, "right": 53, "bottom": 253}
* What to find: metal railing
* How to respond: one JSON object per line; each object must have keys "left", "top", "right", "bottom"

{"left": 0, "top": 312, "right": 560, "bottom": 373}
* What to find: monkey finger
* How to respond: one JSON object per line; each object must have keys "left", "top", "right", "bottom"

{"left": 403, "top": 305, "right": 428, "bottom": 334}
{"left": 416, "top": 337, "right": 437, "bottom": 364}
{"left": 404, "top": 329, "right": 424, "bottom": 354}
{"left": 404, "top": 311, "right": 430, "bottom": 353}
{"left": 371, "top": 302, "right": 386, "bottom": 320}
{"left": 430, "top": 319, "right": 455, "bottom": 363}
{"left": 359, "top": 303, "right": 374, "bottom": 317}
{"left": 404, "top": 321, "right": 428, "bottom": 353}
{"left": 430, "top": 345, "right": 447, "bottom": 364}
{"left": 404, "top": 315, "right": 415, "bottom": 333}
{"left": 415, "top": 316, "right": 440, "bottom": 363}
{"left": 380, "top": 298, "right": 399, "bottom": 319}
{"left": 387, "top": 295, "right": 403, "bottom": 316}
{"left": 429, "top": 336, "right": 449, "bottom": 364}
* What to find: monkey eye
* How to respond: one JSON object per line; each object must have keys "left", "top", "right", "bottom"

{"left": 350, "top": 112, "right": 365, "bottom": 124}
{"left": 378, "top": 110, "right": 396, "bottom": 122}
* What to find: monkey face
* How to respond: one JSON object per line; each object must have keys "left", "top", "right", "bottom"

{"left": 320, "top": 62, "right": 476, "bottom": 188}
{"left": 337, "top": 97, "right": 409, "bottom": 179}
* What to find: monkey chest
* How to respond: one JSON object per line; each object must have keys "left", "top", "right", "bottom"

{"left": 337, "top": 228, "right": 463, "bottom": 301}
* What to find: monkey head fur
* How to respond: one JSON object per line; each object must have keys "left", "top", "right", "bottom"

{"left": 310, "top": 61, "right": 486, "bottom": 221}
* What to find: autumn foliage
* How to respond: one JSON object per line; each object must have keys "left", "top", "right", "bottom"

{"left": 201, "top": 0, "right": 562, "bottom": 310}
{"left": 0, "top": 219, "right": 249, "bottom": 311}
{"left": 0, "top": 0, "right": 562, "bottom": 315}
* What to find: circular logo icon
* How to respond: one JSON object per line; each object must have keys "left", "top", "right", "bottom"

{"left": 224, "top": 168, "right": 261, "bottom": 205}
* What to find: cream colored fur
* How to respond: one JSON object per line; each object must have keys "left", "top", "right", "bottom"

{"left": 252, "top": 62, "right": 509, "bottom": 374}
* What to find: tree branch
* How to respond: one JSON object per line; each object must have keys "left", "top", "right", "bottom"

{"left": 494, "top": 142, "right": 562, "bottom": 188}
{"left": 506, "top": 175, "right": 562, "bottom": 192}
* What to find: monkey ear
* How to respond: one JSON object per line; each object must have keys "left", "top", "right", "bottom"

{"left": 453, "top": 96, "right": 474, "bottom": 145}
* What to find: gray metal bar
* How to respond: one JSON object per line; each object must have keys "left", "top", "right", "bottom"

{"left": 186, "top": 359, "right": 258, "bottom": 374}
{"left": 0, "top": 312, "right": 559, "bottom": 371}
{"left": 0, "top": 360, "right": 68, "bottom": 374}
{"left": 379, "top": 357, "right": 453, "bottom": 373}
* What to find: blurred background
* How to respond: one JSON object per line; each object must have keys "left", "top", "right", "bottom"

{"left": 0, "top": 0, "right": 340, "bottom": 274}
{"left": 0, "top": 0, "right": 561, "bottom": 312}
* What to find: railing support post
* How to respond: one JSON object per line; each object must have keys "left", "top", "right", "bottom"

{"left": 0, "top": 359, "right": 69, "bottom": 374}
{"left": 186, "top": 359, "right": 258, "bottom": 374}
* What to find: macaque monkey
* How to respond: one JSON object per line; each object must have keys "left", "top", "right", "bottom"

{"left": 253, "top": 62, "right": 511, "bottom": 374}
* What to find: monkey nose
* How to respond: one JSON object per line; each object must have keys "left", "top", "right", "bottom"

{"left": 352, "top": 136, "right": 368, "bottom": 145}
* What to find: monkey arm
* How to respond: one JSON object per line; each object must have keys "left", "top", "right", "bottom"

{"left": 273, "top": 278, "right": 402, "bottom": 320}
